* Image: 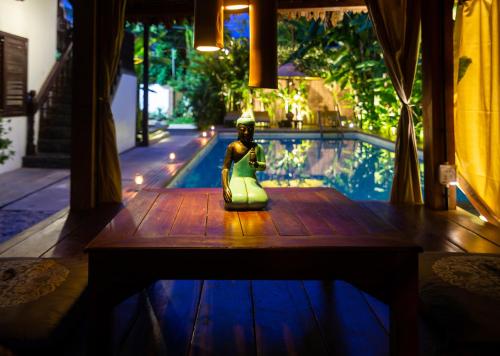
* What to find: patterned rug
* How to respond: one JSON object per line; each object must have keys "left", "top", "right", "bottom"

{"left": 432, "top": 255, "right": 500, "bottom": 300}
{"left": 0, "top": 259, "right": 69, "bottom": 307}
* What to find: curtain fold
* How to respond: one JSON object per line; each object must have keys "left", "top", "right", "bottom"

{"left": 454, "top": 0, "right": 500, "bottom": 225}
{"left": 365, "top": 0, "right": 423, "bottom": 204}
{"left": 96, "top": 0, "right": 127, "bottom": 204}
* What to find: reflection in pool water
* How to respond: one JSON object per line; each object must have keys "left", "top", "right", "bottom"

{"left": 170, "top": 137, "right": 421, "bottom": 201}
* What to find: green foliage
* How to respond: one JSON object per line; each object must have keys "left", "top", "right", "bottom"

{"left": 127, "top": 13, "right": 423, "bottom": 138}
{"left": 125, "top": 22, "right": 189, "bottom": 85}
{"left": 0, "top": 115, "right": 14, "bottom": 165}
{"left": 285, "top": 12, "right": 423, "bottom": 139}
{"left": 168, "top": 27, "right": 250, "bottom": 129}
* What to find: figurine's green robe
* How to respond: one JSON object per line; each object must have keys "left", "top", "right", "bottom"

{"left": 226, "top": 144, "right": 268, "bottom": 210}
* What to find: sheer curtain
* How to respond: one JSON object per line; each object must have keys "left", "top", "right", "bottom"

{"left": 95, "top": 0, "right": 127, "bottom": 203}
{"left": 365, "top": 0, "right": 423, "bottom": 204}
{"left": 455, "top": 0, "right": 500, "bottom": 225}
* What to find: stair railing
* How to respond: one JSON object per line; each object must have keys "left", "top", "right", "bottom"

{"left": 25, "top": 42, "right": 73, "bottom": 156}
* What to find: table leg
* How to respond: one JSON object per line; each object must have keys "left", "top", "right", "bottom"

{"left": 389, "top": 256, "right": 419, "bottom": 356}
{"left": 88, "top": 277, "right": 115, "bottom": 356}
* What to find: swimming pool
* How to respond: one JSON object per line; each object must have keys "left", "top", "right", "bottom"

{"left": 169, "top": 133, "right": 416, "bottom": 201}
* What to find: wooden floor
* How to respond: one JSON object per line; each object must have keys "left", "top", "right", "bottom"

{"left": 1, "top": 187, "right": 499, "bottom": 355}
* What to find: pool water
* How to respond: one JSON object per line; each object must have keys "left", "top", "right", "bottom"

{"left": 170, "top": 137, "right": 408, "bottom": 201}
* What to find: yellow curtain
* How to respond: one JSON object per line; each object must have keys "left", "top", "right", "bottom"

{"left": 365, "top": 0, "right": 423, "bottom": 204}
{"left": 95, "top": 0, "right": 127, "bottom": 204}
{"left": 455, "top": 0, "right": 500, "bottom": 225}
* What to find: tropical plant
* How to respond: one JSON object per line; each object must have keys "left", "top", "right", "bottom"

{"left": 0, "top": 115, "right": 14, "bottom": 165}
{"left": 126, "top": 22, "right": 189, "bottom": 85}
{"left": 168, "top": 27, "right": 250, "bottom": 128}
{"left": 284, "top": 12, "right": 423, "bottom": 139}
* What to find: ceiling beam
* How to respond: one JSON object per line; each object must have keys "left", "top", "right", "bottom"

{"left": 126, "top": 0, "right": 365, "bottom": 20}
{"left": 277, "top": 0, "right": 365, "bottom": 9}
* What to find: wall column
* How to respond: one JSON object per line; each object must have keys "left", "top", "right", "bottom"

{"left": 421, "top": 0, "right": 455, "bottom": 210}
{"left": 141, "top": 21, "right": 150, "bottom": 146}
{"left": 71, "top": 0, "right": 98, "bottom": 210}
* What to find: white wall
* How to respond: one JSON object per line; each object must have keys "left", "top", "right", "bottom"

{"left": 112, "top": 73, "right": 138, "bottom": 153}
{"left": 0, "top": 0, "right": 57, "bottom": 174}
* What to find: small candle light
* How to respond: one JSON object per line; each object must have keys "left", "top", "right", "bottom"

{"left": 202, "top": 131, "right": 207, "bottom": 137}
{"left": 210, "top": 125, "right": 215, "bottom": 131}
{"left": 169, "top": 152, "right": 176, "bottom": 161}
{"left": 349, "top": 122, "right": 354, "bottom": 128}
{"left": 134, "top": 173, "right": 144, "bottom": 185}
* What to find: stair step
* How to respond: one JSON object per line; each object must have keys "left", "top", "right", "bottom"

{"left": 23, "top": 154, "right": 70, "bottom": 169}
{"left": 50, "top": 93, "right": 72, "bottom": 101}
{"left": 38, "top": 139, "right": 71, "bottom": 154}
{"left": 40, "top": 121, "right": 71, "bottom": 129}
{"left": 45, "top": 104, "right": 72, "bottom": 114}
{"left": 39, "top": 126, "right": 72, "bottom": 139}
{"left": 40, "top": 116, "right": 72, "bottom": 128}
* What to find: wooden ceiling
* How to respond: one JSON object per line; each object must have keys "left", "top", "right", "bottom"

{"left": 126, "top": 0, "right": 365, "bottom": 23}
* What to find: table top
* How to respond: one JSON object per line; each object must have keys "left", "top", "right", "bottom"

{"left": 86, "top": 188, "right": 420, "bottom": 252}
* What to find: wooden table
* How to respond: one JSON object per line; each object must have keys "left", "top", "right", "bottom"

{"left": 86, "top": 188, "right": 422, "bottom": 355}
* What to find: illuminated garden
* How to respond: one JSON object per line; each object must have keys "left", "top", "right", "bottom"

{"left": 127, "top": 11, "right": 423, "bottom": 139}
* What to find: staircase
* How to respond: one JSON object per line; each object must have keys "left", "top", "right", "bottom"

{"left": 23, "top": 44, "right": 73, "bottom": 169}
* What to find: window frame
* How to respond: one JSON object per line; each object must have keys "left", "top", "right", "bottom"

{"left": 0, "top": 31, "right": 28, "bottom": 117}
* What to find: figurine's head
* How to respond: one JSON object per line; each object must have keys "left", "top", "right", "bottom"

{"left": 236, "top": 114, "right": 255, "bottom": 145}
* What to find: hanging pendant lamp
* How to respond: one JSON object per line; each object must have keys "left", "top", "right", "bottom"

{"left": 224, "top": 0, "right": 249, "bottom": 11}
{"left": 249, "top": 0, "right": 277, "bottom": 88}
{"left": 194, "top": 0, "right": 224, "bottom": 51}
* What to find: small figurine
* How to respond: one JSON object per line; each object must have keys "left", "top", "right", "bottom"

{"left": 222, "top": 114, "right": 268, "bottom": 210}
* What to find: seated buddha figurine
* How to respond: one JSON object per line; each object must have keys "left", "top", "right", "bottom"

{"left": 222, "top": 114, "right": 268, "bottom": 210}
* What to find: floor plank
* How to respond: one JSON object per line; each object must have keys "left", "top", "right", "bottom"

{"left": 361, "top": 292, "right": 389, "bottom": 333}
{"left": 361, "top": 202, "right": 465, "bottom": 252}
{"left": 0, "top": 210, "right": 82, "bottom": 257}
{"left": 303, "top": 280, "right": 389, "bottom": 356}
{"left": 42, "top": 204, "right": 123, "bottom": 257}
{"left": 115, "top": 291, "right": 166, "bottom": 356}
{"left": 148, "top": 280, "right": 203, "bottom": 355}
{"left": 409, "top": 206, "right": 500, "bottom": 253}
{"left": 190, "top": 280, "right": 255, "bottom": 356}
{"left": 435, "top": 208, "right": 500, "bottom": 247}
{"left": 0, "top": 168, "right": 68, "bottom": 208}
{"left": 253, "top": 280, "right": 328, "bottom": 355}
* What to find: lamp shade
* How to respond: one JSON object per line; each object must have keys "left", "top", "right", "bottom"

{"left": 249, "top": 0, "right": 277, "bottom": 88}
{"left": 224, "top": 0, "right": 249, "bottom": 11}
{"left": 194, "top": 0, "right": 224, "bottom": 51}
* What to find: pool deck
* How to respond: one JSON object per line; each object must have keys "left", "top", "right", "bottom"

{"left": 1, "top": 130, "right": 499, "bottom": 354}
{"left": 0, "top": 130, "right": 212, "bottom": 245}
